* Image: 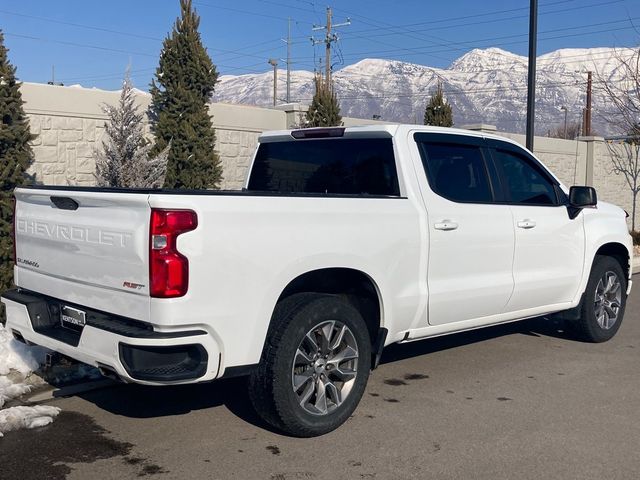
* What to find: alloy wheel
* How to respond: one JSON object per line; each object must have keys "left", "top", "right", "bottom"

{"left": 594, "top": 270, "right": 622, "bottom": 330}
{"left": 291, "top": 320, "right": 359, "bottom": 415}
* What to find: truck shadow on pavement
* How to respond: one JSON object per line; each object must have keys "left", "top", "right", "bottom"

{"left": 379, "top": 315, "right": 575, "bottom": 366}
{"left": 76, "top": 315, "right": 575, "bottom": 430}
{"left": 77, "top": 375, "right": 280, "bottom": 431}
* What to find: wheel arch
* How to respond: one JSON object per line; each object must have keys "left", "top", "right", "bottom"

{"left": 594, "top": 242, "right": 631, "bottom": 281}
{"left": 274, "top": 267, "right": 385, "bottom": 346}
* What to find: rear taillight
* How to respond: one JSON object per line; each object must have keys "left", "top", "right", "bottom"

{"left": 149, "top": 209, "right": 198, "bottom": 298}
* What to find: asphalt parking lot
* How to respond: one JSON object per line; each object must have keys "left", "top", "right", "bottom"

{"left": 2, "top": 282, "right": 640, "bottom": 480}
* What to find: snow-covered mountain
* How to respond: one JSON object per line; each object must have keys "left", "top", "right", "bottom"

{"left": 213, "top": 47, "right": 636, "bottom": 135}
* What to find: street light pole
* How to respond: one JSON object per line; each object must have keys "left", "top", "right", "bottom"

{"left": 561, "top": 106, "right": 568, "bottom": 139}
{"left": 268, "top": 59, "right": 278, "bottom": 107}
{"left": 525, "top": 0, "right": 538, "bottom": 151}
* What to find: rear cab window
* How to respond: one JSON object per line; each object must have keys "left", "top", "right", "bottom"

{"left": 415, "top": 136, "right": 494, "bottom": 204}
{"left": 247, "top": 137, "right": 400, "bottom": 196}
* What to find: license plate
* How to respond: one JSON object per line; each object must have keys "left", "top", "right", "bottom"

{"left": 60, "top": 305, "right": 86, "bottom": 332}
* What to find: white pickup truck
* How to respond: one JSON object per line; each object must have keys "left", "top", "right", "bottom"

{"left": 2, "top": 125, "right": 632, "bottom": 437}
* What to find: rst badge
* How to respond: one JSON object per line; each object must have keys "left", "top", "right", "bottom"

{"left": 123, "top": 281, "right": 145, "bottom": 290}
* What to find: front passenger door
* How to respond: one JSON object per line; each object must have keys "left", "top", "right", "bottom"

{"left": 489, "top": 143, "right": 585, "bottom": 313}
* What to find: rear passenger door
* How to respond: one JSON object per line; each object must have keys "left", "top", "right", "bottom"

{"left": 413, "top": 133, "right": 515, "bottom": 326}
{"left": 487, "top": 140, "right": 585, "bottom": 312}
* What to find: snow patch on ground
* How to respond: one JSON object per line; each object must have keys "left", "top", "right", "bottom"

{"left": 0, "top": 376, "right": 32, "bottom": 408}
{"left": 0, "top": 324, "right": 58, "bottom": 436}
{"left": 0, "top": 326, "right": 45, "bottom": 377}
{"left": 0, "top": 405, "right": 61, "bottom": 437}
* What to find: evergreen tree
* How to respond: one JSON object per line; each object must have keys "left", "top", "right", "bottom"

{"left": 423, "top": 82, "right": 453, "bottom": 127}
{"left": 0, "top": 31, "right": 34, "bottom": 320}
{"left": 305, "top": 75, "right": 343, "bottom": 127}
{"left": 95, "top": 71, "right": 168, "bottom": 188}
{"left": 149, "top": 0, "right": 222, "bottom": 189}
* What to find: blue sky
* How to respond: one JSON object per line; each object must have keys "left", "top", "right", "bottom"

{"left": 2, "top": 0, "right": 639, "bottom": 90}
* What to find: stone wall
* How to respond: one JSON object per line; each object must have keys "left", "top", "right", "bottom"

{"left": 496, "top": 131, "right": 589, "bottom": 187}
{"left": 215, "top": 129, "right": 262, "bottom": 190}
{"left": 591, "top": 140, "right": 635, "bottom": 222}
{"left": 20, "top": 83, "right": 290, "bottom": 190}
{"left": 20, "top": 83, "right": 385, "bottom": 191}
{"left": 28, "top": 114, "right": 105, "bottom": 186}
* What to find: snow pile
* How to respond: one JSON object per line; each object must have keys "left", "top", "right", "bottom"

{"left": 0, "top": 376, "right": 32, "bottom": 408}
{"left": 0, "top": 324, "right": 59, "bottom": 437}
{"left": 0, "top": 405, "right": 61, "bottom": 436}
{"left": 0, "top": 326, "right": 42, "bottom": 378}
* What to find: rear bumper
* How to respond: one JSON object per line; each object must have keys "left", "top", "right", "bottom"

{"left": 1, "top": 289, "right": 221, "bottom": 385}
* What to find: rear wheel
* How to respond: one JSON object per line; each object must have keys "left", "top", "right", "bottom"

{"left": 574, "top": 255, "right": 627, "bottom": 343}
{"left": 249, "top": 294, "right": 371, "bottom": 437}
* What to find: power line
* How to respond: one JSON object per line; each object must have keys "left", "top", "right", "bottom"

{"left": 331, "top": 0, "right": 621, "bottom": 40}
{"left": 330, "top": 16, "right": 639, "bottom": 60}
{"left": 0, "top": 10, "right": 162, "bottom": 41}
{"left": 60, "top": 67, "right": 157, "bottom": 83}
{"left": 4, "top": 32, "right": 158, "bottom": 58}
{"left": 194, "top": 1, "right": 308, "bottom": 23}
{"left": 0, "top": 6, "right": 308, "bottom": 64}
{"left": 285, "top": 0, "right": 623, "bottom": 67}
{"left": 295, "top": 79, "right": 587, "bottom": 102}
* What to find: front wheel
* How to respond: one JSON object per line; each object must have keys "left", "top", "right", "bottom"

{"left": 249, "top": 294, "right": 371, "bottom": 437}
{"left": 574, "top": 255, "right": 627, "bottom": 343}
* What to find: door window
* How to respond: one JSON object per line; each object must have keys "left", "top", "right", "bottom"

{"left": 417, "top": 142, "right": 492, "bottom": 203}
{"left": 492, "top": 150, "right": 558, "bottom": 205}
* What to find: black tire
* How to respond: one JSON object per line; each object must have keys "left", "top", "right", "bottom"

{"left": 248, "top": 293, "right": 371, "bottom": 437}
{"left": 574, "top": 255, "right": 627, "bottom": 343}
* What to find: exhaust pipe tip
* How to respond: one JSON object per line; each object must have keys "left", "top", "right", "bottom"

{"left": 12, "top": 330, "right": 27, "bottom": 344}
{"left": 97, "top": 363, "right": 123, "bottom": 383}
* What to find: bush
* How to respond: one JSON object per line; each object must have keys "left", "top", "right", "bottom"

{"left": 631, "top": 230, "right": 640, "bottom": 246}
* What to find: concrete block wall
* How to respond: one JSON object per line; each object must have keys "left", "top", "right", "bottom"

{"left": 215, "top": 129, "right": 261, "bottom": 190}
{"left": 496, "top": 131, "right": 589, "bottom": 187}
{"left": 20, "top": 83, "right": 290, "bottom": 190}
{"left": 28, "top": 114, "right": 105, "bottom": 186}
{"left": 591, "top": 140, "right": 634, "bottom": 220}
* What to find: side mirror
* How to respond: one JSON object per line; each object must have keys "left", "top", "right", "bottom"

{"left": 569, "top": 186, "right": 597, "bottom": 208}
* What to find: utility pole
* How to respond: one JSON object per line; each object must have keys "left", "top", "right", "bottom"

{"left": 47, "top": 65, "right": 63, "bottom": 86}
{"left": 268, "top": 59, "right": 278, "bottom": 107}
{"left": 287, "top": 18, "right": 291, "bottom": 103}
{"left": 325, "top": 8, "right": 331, "bottom": 85}
{"left": 560, "top": 105, "right": 568, "bottom": 139}
{"left": 585, "top": 71, "right": 593, "bottom": 136}
{"left": 525, "top": 0, "right": 538, "bottom": 151}
{"left": 281, "top": 17, "right": 292, "bottom": 103}
{"left": 311, "top": 8, "right": 350, "bottom": 86}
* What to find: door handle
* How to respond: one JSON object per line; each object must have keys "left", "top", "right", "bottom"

{"left": 517, "top": 219, "right": 536, "bottom": 229}
{"left": 434, "top": 221, "right": 458, "bottom": 231}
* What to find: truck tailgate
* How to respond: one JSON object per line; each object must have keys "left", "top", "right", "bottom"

{"left": 13, "top": 188, "right": 151, "bottom": 319}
